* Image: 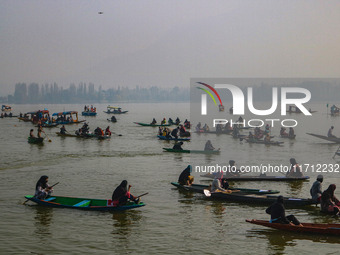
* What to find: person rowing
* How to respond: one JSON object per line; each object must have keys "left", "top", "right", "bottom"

{"left": 328, "top": 126, "right": 336, "bottom": 138}
{"left": 161, "top": 118, "right": 166, "bottom": 125}
{"left": 112, "top": 180, "right": 140, "bottom": 206}
{"left": 286, "top": 158, "right": 303, "bottom": 178}
{"left": 111, "top": 116, "right": 117, "bottom": 122}
{"left": 105, "top": 126, "right": 112, "bottom": 136}
{"left": 171, "top": 127, "right": 179, "bottom": 139}
{"left": 321, "top": 184, "right": 340, "bottom": 215}
{"left": 211, "top": 175, "right": 231, "bottom": 193}
{"left": 196, "top": 122, "right": 202, "bottom": 132}
{"left": 168, "top": 118, "right": 174, "bottom": 125}
{"left": 266, "top": 196, "right": 302, "bottom": 226}
{"left": 280, "top": 127, "right": 288, "bottom": 136}
{"left": 204, "top": 140, "right": 216, "bottom": 151}
{"left": 60, "top": 125, "right": 67, "bottom": 135}
{"left": 178, "top": 165, "right": 194, "bottom": 186}
{"left": 289, "top": 127, "right": 295, "bottom": 137}
{"left": 173, "top": 141, "right": 183, "bottom": 150}
{"left": 310, "top": 175, "right": 323, "bottom": 204}
{"left": 34, "top": 175, "right": 54, "bottom": 200}
{"left": 151, "top": 118, "right": 157, "bottom": 125}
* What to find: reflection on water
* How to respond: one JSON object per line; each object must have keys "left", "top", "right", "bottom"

{"left": 287, "top": 180, "right": 304, "bottom": 195}
{"left": 33, "top": 206, "right": 53, "bottom": 238}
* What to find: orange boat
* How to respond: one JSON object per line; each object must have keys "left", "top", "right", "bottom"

{"left": 246, "top": 219, "right": 340, "bottom": 236}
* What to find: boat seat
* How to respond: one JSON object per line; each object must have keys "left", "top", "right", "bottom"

{"left": 73, "top": 200, "right": 91, "bottom": 207}
{"left": 44, "top": 197, "right": 56, "bottom": 201}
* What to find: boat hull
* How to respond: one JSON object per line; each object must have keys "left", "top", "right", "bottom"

{"left": 200, "top": 174, "right": 310, "bottom": 181}
{"left": 28, "top": 137, "right": 44, "bottom": 144}
{"left": 157, "top": 135, "right": 190, "bottom": 141}
{"left": 134, "top": 122, "right": 171, "bottom": 127}
{"left": 82, "top": 112, "right": 97, "bottom": 116}
{"left": 163, "top": 148, "right": 220, "bottom": 154}
{"left": 307, "top": 133, "right": 340, "bottom": 143}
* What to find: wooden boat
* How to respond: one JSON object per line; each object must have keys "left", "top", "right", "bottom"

{"left": 280, "top": 134, "right": 296, "bottom": 139}
{"left": 0, "top": 114, "right": 18, "bottom": 118}
{"left": 1, "top": 105, "right": 12, "bottom": 112}
{"left": 81, "top": 111, "right": 97, "bottom": 116}
{"left": 205, "top": 192, "right": 314, "bottom": 207}
{"left": 36, "top": 122, "right": 59, "bottom": 128}
{"left": 246, "top": 219, "right": 340, "bottom": 236}
{"left": 56, "top": 132, "right": 110, "bottom": 139}
{"left": 163, "top": 148, "right": 220, "bottom": 154}
{"left": 24, "top": 195, "right": 145, "bottom": 212}
{"left": 134, "top": 122, "right": 171, "bottom": 127}
{"left": 171, "top": 182, "right": 280, "bottom": 195}
{"left": 28, "top": 137, "right": 44, "bottom": 144}
{"left": 245, "top": 139, "right": 283, "bottom": 146}
{"left": 200, "top": 173, "right": 310, "bottom": 181}
{"left": 52, "top": 111, "right": 85, "bottom": 125}
{"left": 157, "top": 135, "right": 190, "bottom": 141}
{"left": 306, "top": 133, "right": 340, "bottom": 143}
{"left": 19, "top": 110, "right": 50, "bottom": 124}
{"left": 103, "top": 106, "right": 128, "bottom": 114}
{"left": 287, "top": 106, "right": 317, "bottom": 114}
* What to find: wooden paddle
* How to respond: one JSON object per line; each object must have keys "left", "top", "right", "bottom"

{"left": 42, "top": 130, "right": 52, "bottom": 142}
{"left": 23, "top": 182, "right": 60, "bottom": 205}
{"left": 136, "top": 192, "right": 148, "bottom": 198}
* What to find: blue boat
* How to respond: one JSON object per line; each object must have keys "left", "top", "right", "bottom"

{"left": 157, "top": 135, "right": 190, "bottom": 141}
{"left": 82, "top": 111, "right": 97, "bottom": 116}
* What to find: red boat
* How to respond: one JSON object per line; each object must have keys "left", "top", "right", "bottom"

{"left": 246, "top": 219, "right": 340, "bottom": 236}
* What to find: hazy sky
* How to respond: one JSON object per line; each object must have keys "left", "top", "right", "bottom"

{"left": 1, "top": 0, "right": 340, "bottom": 95}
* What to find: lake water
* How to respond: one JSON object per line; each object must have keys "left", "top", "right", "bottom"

{"left": 1, "top": 102, "right": 340, "bottom": 254}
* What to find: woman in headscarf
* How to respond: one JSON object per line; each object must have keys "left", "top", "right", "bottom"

{"left": 178, "top": 165, "right": 194, "bottom": 186}
{"left": 112, "top": 180, "right": 139, "bottom": 206}
{"left": 266, "top": 196, "right": 301, "bottom": 226}
{"left": 204, "top": 140, "right": 215, "bottom": 151}
{"left": 286, "top": 158, "right": 303, "bottom": 178}
{"left": 321, "top": 184, "right": 340, "bottom": 215}
{"left": 34, "top": 175, "right": 53, "bottom": 200}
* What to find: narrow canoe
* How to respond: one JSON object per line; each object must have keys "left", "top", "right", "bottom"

{"left": 82, "top": 111, "right": 97, "bottom": 116}
{"left": 157, "top": 135, "right": 190, "bottom": 141}
{"left": 200, "top": 174, "right": 310, "bottom": 181}
{"left": 163, "top": 148, "right": 220, "bottom": 154}
{"left": 28, "top": 137, "right": 44, "bottom": 144}
{"left": 207, "top": 192, "right": 314, "bottom": 207}
{"left": 171, "top": 182, "right": 280, "bottom": 195}
{"left": 55, "top": 132, "right": 110, "bottom": 139}
{"left": 306, "top": 133, "right": 340, "bottom": 143}
{"left": 134, "top": 122, "right": 171, "bottom": 127}
{"left": 36, "top": 123, "right": 59, "bottom": 128}
{"left": 24, "top": 195, "right": 145, "bottom": 211}
{"left": 280, "top": 134, "right": 296, "bottom": 139}
{"left": 107, "top": 119, "right": 117, "bottom": 122}
{"left": 103, "top": 110, "right": 128, "bottom": 114}
{"left": 246, "top": 219, "right": 340, "bottom": 236}
{"left": 246, "top": 139, "right": 284, "bottom": 146}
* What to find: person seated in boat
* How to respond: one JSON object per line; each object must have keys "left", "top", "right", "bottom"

{"left": 4, "top": 112, "right": 8, "bottom": 117}
{"left": 171, "top": 127, "right": 179, "bottom": 139}
{"left": 286, "top": 158, "right": 303, "bottom": 178}
{"left": 204, "top": 140, "right": 215, "bottom": 151}
{"left": 310, "top": 175, "right": 323, "bottom": 204}
{"left": 280, "top": 127, "right": 288, "bottom": 136}
{"left": 321, "top": 184, "right": 340, "bottom": 215}
{"left": 264, "top": 134, "right": 271, "bottom": 142}
{"left": 232, "top": 126, "right": 240, "bottom": 137}
{"left": 175, "top": 117, "right": 180, "bottom": 125}
{"left": 289, "top": 127, "right": 295, "bottom": 137}
{"left": 179, "top": 125, "right": 186, "bottom": 135}
{"left": 118, "top": 108, "right": 122, "bottom": 113}
{"left": 211, "top": 176, "right": 232, "bottom": 193}
{"left": 60, "top": 125, "right": 67, "bottom": 135}
{"left": 221, "top": 178, "right": 230, "bottom": 190}
{"left": 173, "top": 142, "right": 184, "bottom": 150}
{"left": 34, "top": 175, "right": 53, "bottom": 200}
{"left": 95, "top": 127, "right": 104, "bottom": 137}
{"left": 158, "top": 127, "right": 163, "bottom": 136}
{"left": 112, "top": 180, "right": 140, "bottom": 206}
{"left": 105, "top": 126, "right": 112, "bottom": 136}
{"left": 168, "top": 118, "right": 174, "bottom": 125}
{"left": 248, "top": 131, "right": 256, "bottom": 142}
{"left": 196, "top": 122, "right": 202, "bottom": 132}
{"left": 9, "top": 112, "right": 12, "bottom": 117}
{"left": 178, "top": 165, "right": 194, "bottom": 186}
{"left": 216, "top": 124, "right": 223, "bottom": 133}
{"left": 328, "top": 126, "right": 336, "bottom": 138}
{"left": 165, "top": 128, "right": 171, "bottom": 139}
{"left": 225, "top": 160, "right": 240, "bottom": 178}
{"left": 110, "top": 116, "right": 117, "bottom": 122}
{"left": 266, "top": 196, "right": 302, "bottom": 226}
{"left": 151, "top": 118, "right": 157, "bottom": 125}
{"left": 264, "top": 124, "right": 270, "bottom": 135}
{"left": 224, "top": 122, "right": 232, "bottom": 131}
{"left": 81, "top": 123, "right": 89, "bottom": 134}
{"left": 161, "top": 118, "right": 166, "bottom": 125}
{"left": 30, "top": 129, "right": 35, "bottom": 138}
{"left": 203, "top": 123, "right": 209, "bottom": 132}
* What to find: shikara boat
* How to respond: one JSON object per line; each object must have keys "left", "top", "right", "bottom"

{"left": 306, "top": 133, "right": 340, "bottom": 144}
{"left": 157, "top": 135, "right": 190, "bottom": 141}
{"left": 245, "top": 139, "right": 284, "bottom": 146}
{"left": 18, "top": 110, "right": 50, "bottom": 124}
{"left": 82, "top": 111, "right": 97, "bottom": 116}
{"left": 246, "top": 219, "right": 340, "bottom": 236}
{"left": 104, "top": 106, "right": 128, "bottom": 114}
{"left": 52, "top": 111, "right": 85, "bottom": 125}
{"left": 200, "top": 173, "right": 310, "bottom": 181}
{"left": 37, "top": 122, "right": 59, "bottom": 128}
{"left": 280, "top": 134, "right": 296, "bottom": 139}
{"left": 134, "top": 122, "right": 171, "bottom": 127}
{"left": 204, "top": 191, "right": 314, "bottom": 207}
{"left": 1, "top": 105, "right": 12, "bottom": 112}
{"left": 171, "top": 182, "right": 279, "bottom": 195}
{"left": 28, "top": 137, "right": 44, "bottom": 144}
{"left": 24, "top": 195, "right": 145, "bottom": 212}
{"left": 163, "top": 148, "right": 220, "bottom": 154}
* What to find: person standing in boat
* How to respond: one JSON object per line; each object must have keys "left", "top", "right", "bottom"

{"left": 286, "top": 158, "right": 303, "bottom": 178}
{"left": 34, "top": 175, "right": 53, "bottom": 200}
{"left": 204, "top": 140, "right": 215, "bottom": 151}
{"left": 310, "top": 175, "right": 323, "bottom": 203}
{"left": 178, "top": 165, "right": 194, "bottom": 186}
{"left": 60, "top": 125, "right": 67, "bottom": 135}
{"left": 112, "top": 180, "right": 139, "bottom": 206}
{"left": 328, "top": 126, "right": 336, "bottom": 138}
{"left": 30, "top": 129, "right": 35, "bottom": 138}
{"left": 321, "top": 184, "right": 340, "bottom": 215}
{"left": 173, "top": 141, "right": 184, "bottom": 150}
{"left": 266, "top": 196, "right": 302, "bottom": 226}
{"left": 37, "top": 127, "right": 43, "bottom": 138}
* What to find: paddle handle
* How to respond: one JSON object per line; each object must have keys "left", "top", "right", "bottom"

{"left": 137, "top": 192, "right": 148, "bottom": 198}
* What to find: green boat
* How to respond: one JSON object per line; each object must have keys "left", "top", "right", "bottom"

{"left": 28, "top": 137, "right": 44, "bottom": 144}
{"left": 134, "top": 122, "right": 171, "bottom": 127}
{"left": 163, "top": 148, "right": 220, "bottom": 154}
{"left": 24, "top": 195, "right": 145, "bottom": 212}
{"left": 171, "top": 182, "right": 280, "bottom": 195}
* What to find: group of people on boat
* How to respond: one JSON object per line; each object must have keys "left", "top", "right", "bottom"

{"left": 0, "top": 112, "right": 14, "bottom": 118}
{"left": 151, "top": 117, "right": 181, "bottom": 126}
{"left": 280, "top": 127, "right": 295, "bottom": 137}
{"left": 158, "top": 124, "right": 189, "bottom": 139}
{"left": 196, "top": 122, "right": 210, "bottom": 132}
{"left": 83, "top": 105, "right": 96, "bottom": 113}
{"left": 330, "top": 104, "right": 339, "bottom": 115}
{"left": 74, "top": 123, "right": 111, "bottom": 137}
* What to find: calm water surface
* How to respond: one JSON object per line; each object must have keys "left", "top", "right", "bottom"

{"left": 1, "top": 102, "right": 340, "bottom": 254}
